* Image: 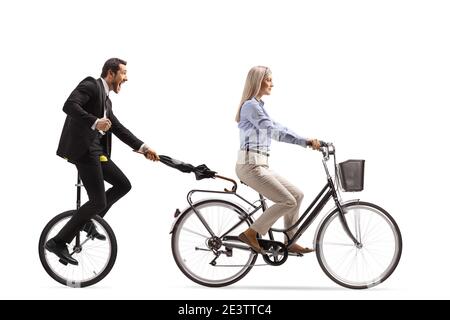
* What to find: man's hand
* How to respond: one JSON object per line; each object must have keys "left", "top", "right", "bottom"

{"left": 96, "top": 118, "right": 112, "bottom": 132}
{"left": 143, "top": 147, "right": 160, "bottom": 162}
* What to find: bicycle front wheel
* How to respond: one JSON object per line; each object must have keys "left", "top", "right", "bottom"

{"left": 171, "top": 199, "right": 257, "bottom": 287}
{"left": 38, "top": 211, "right": 117, "bottom": 288}
{"left": 315, "top": 201, "right": 402, "bottom": 289}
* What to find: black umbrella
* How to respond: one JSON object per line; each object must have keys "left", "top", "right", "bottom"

{"left": 159, "top": 155, "right": 217, "bottom": 180}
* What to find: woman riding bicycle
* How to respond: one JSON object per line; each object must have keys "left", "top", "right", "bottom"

{"left": 235, "top": 66, "right": 321, "bottom": 254}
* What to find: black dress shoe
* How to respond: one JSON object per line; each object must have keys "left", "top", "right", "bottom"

{"left": 44, "top": 239, "right": 78, "bottom": 266}
{"left": 83, "top": 221, "right": 106, "bottom": 241}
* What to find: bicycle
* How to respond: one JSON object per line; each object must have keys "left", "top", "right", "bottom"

{"left": 170, "top": 143, "right": 402, "bottom": 289}
{"left": 38, "top": 174, "right": 117, "bottom": 288}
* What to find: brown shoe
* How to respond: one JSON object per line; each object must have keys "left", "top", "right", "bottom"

{"left": 287, "top": 243, "right": 315, "bottom": 254}
{"left": 238, "top": 231, "right": 262, "bottom": 253}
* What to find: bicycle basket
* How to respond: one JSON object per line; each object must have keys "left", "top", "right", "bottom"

{"left": 338, "top": 159, "right": 365, "bottom": 192}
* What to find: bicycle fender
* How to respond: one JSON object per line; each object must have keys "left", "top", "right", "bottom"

{"left": 169, "top": 204, "right": 192, "bottom": 234}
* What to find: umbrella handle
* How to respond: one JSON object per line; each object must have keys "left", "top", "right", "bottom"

{"left": 215, "top": 174, "right": 238, "bottom": 193}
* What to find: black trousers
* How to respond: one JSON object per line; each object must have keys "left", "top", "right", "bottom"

{"left": 55, "top": 154, "right": 132, "bottom": 244}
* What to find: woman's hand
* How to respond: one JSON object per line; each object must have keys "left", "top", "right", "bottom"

{"left": 308, "top": 139, "right": 321, "bottom": 151}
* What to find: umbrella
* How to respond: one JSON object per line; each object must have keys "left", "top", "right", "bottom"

{"left": 159, "top": 155, "right": 217, "bottom": 180}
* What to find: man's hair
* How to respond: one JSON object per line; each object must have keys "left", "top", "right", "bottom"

{"left": 101, "top": 58, "right": 127, "bottom": 78}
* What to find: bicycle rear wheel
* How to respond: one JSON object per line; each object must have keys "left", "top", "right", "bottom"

{"left": 171, "top": 199, "right": 257, "bottom": 287}
{"left": 38, "top": 210, "right": 117, "bottom": 287}
{"left": 315, "top": 201, "right": 402, "bottom": 289}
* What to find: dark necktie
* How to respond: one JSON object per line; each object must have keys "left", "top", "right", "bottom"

{"left": 105, "top": 95, "right": 111, "bottom": 117}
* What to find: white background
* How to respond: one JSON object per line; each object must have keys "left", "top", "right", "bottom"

{"left": 0, "top": 0, "right": 449, "bottom": 299}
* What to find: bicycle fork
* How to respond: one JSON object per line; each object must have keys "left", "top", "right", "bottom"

{"left": 335, "top": 199, "right": 361, "bottom": 247}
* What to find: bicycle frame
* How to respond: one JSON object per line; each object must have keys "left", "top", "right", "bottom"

{"left": 184, "top": 144, "right": 361, "bottom": 249}
{"left": 73, "top": 174, "right": 83, "bottom": 250}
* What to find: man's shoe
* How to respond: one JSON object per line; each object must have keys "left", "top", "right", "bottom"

{"left": 83, "top": 221, "right": 106, "bottom": 241}
{"left": 238, "top": 232, "right": 263, "bottom": 253}
{"left": 44, "top": 239, "right": 79, "bottom": 265}
{"left": 287, "top": 243, "right": 315, "bottom": 254}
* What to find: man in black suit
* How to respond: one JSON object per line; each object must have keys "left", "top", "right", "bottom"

{"left": 45, "top": 58, "right": 159, "bottom": 265}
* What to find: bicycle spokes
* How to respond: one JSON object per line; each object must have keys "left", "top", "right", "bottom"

{"left": 39, "top": 212, "right": 116, "bottom": 287}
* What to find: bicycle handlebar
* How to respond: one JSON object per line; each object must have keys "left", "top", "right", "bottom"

{"left": 318, "top": 141, "right": 335, "bottom": 159}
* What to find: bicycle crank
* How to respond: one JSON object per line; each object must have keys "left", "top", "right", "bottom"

{"left": 258, "top": 239, "right": 288, "bottom": 266}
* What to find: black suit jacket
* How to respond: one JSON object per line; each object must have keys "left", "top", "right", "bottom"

{"left": 56, "top": 77, "right": 143, "bottom": 161}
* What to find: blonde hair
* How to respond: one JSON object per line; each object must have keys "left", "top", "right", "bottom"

{"left": 235, "top": 66, "right": 272, "bottom": 122}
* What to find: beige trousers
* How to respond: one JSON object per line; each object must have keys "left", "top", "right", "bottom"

{"left": 235, "top": 151, "right": 304, "bottom": 239}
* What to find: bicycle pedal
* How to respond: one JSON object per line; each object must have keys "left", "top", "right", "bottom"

{"left": 58, "top": 258, "right": 68, "bottom": 266}
{"left": 257, "top": 239, "right": 284, "bottom": 250}
{"left": 288, "top": 252, "right": 304, "bottom": 257}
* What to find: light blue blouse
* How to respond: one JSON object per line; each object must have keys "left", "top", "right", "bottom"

{"left": 238, "top": 98, "right": 308, "bottom": 153}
